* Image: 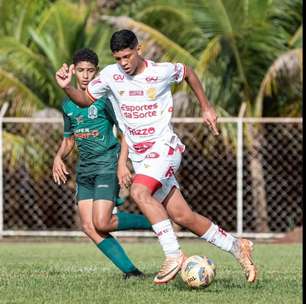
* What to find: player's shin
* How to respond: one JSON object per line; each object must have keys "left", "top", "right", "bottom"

{"left": 152, "top": 219, "right": 181, "bottom": 257}
{"left": 152, "top": 219, "right": 185, "bottom": 284}
{"left": 97, "top": 234, "right": 139, "bottom": 273}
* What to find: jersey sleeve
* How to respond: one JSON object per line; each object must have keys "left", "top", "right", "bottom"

{"left": 63, "top": 111, "right": 73, "bottom": 138}
{"left": 86, "top": 69, "right": 110, "bottom": 102}
{"left": 168, "top": 63, "right": 186, "bottom": 85}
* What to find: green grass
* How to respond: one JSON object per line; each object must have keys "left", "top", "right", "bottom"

{"left": 0, "top": 240, "right": 302, "bottom": 304}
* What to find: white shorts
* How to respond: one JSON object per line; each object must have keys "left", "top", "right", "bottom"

{"left": 132, "top": 142, "right": 184, "bottom": 202}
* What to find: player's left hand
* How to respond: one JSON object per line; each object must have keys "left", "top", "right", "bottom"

{"left": 52, "top": 156, "right": 69, "bottom": 185}
{"left": 202, "top": 106, "right": 219, "bottom": 136}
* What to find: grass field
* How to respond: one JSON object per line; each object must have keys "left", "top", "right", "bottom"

{"left": 0, "top": 240, "right": 302, "bottom": 304}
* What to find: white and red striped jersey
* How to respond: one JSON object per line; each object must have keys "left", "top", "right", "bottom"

{"left": 87, "top": 60, "right": 186, "bottom": 161}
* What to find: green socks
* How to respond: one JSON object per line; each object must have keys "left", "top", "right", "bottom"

{"left": 97, "top": 235, "right": 137, "bottom": 273}
{"left": 116, "top": 212, "right": 152, "bottom": 231}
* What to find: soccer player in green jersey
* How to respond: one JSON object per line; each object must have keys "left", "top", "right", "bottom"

{"left": 52, "top": 48, "right": 151, "bottom": 279}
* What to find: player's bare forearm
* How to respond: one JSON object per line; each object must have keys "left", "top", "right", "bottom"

{"left": 184, "top": 66, "right": 212, "bottom": 112}
{"left": 55, "top": 137, "right": 75, "bottom": 160}
{"left": 118, "top": 136, "right": 129, "bottom": 166}
{"left": 64, "top": 85, "right": 93, "bottom": 107}
{"left": 185, "top": 66, "right": 219, "bottom": 135}
{"left": 117, "top": 136, "right": 132, "bottom": 187}
{"left": 53, "top": 137, "right": 74, "bottom": 184}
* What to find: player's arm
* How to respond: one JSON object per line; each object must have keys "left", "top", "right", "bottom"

{"left": 55, "top": 63, "right": 93, "bottom": 107}
{"left": 117, "top": 136, "right": 132, "bottom": 188}
{"left": 184, "top": 66, "right": 219, "bottom": 136}
{"left": 53, "top": 137, "right": 75, "bottom": 185}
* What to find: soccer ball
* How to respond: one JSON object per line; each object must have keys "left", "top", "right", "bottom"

{"left": 180, "top": 255, "right": 216, "bottom": 288}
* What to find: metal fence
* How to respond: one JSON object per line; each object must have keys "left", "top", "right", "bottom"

{"left": 0, "top": 113, "right": 303, "bottom": 239}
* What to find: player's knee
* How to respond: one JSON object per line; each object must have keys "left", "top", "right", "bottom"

{"left": 93, "top": 218, "right": 111, "bottom": 232}
{"left": 130, "top": 185, "right": 150, "bottom": 205}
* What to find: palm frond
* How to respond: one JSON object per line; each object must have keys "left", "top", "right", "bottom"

{"left": 0, "top": 68, "right": 44, "bottom": 115}
{"left": 255, "top": 48, "right": 303, "bottom": 117}
{"left": 101, "top": 15, "right": 197, "bottom": 66}
{"left": 3, "top": 130, "right": 46, "bottom": 177}
{"left": 195, "top": 36, "right": 222, "bottom": 78}
{"left": 288, "top": 25, "right": 303, "bottom": 48}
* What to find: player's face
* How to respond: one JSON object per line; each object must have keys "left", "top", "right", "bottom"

{"left": 74, "top": 61, "right": 98, "bottom": 90}
{"left": 112, "top": 46, "right": 142, "bottom": 75}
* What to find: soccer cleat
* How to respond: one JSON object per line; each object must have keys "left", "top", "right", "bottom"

{"left": 153, "top": 253, "right": 186, "bottom": 284}
{"left": 123, "top": 269, "right": 145, "bottom": 280}
{"left": 232, "top": 239, "right": 257, "bottom": 283}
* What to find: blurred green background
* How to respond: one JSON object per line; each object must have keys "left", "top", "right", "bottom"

{"left": 0, "top": 0, "right": 302, "bottom": 118}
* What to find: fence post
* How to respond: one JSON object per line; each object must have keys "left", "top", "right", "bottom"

{"left": 0, "top": 102, "right": 9, "bottom": 238}
{"left": 236, "top": 118, "right": 244, "bottom": 236}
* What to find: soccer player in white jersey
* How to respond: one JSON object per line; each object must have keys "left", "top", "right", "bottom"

{"left": 55, "top": 30, "right": 257, "bottom": 285}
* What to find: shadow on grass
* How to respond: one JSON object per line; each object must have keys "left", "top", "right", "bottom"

{"left": 172, "top": 277, "right": 263, "bottom": 292}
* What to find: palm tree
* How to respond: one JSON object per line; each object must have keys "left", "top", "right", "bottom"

{"left": 0, "top": 0, "right": 116, "bottom": 171}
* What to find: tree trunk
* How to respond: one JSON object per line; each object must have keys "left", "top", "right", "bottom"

{"left": 247, "top": 124, "right": 269, "bottom": 233}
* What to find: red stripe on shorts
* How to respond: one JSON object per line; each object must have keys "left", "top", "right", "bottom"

{"left": 133, "top": 174, "right": 162, "bottom": 194}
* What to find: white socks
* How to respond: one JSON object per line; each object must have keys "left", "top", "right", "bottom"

{"left": 201, "top": 223, "right": 236, "bottom": 252}
{"left": 152, "top": 219, "right": 181, "bottom": 257}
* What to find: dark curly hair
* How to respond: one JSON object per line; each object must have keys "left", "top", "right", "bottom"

{"left": 72, "top": 48, "right": 99, "bottom": 66}
{"left": 110, "top": 29, "right": 138, "bottom": 52}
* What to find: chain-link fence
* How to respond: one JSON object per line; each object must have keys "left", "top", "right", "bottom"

{"left": 0, "top": 116, "right": 303, "bottom": 238}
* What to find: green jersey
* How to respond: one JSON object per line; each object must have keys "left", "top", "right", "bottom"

{"left": 62, "top": 97, "right": 120, "bottom": 175}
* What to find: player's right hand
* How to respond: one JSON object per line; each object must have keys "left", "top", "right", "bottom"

{"left": 117, "top": 163, "right": 133, "bottom": 188}
{"left": 52, "top": 156, "right": 69, "bottom": 185}
{"left": 55, "top": 63, "right": 74, "bottom": 89}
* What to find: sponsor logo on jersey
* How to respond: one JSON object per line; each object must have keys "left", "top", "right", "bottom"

{"left": 129, "top": 90, "right": 144, "bottom": 96}
{"left": 145, "top": 76, "right": 158, "bottom": 82}
{"left": 74, "top": 129, "right": 100, "bottom": 139}
{"left": 127, "top": 126, "right": 155, "bottom": 136}
{"left": 174, "top": 64, "right": 180, "bottom": 80}
{"left": 113, "top": 74, "right": 125, "bottom": 81}
{"left": 165, "top": 166, "right": 175, "bottom": 178}
{"left": 133, "top": 141, "right": 155, "bottom": 154}
{"left": 118, "top": 90, "right": 125, "bottom": 96}
{"left": 145, "top": 152, "right": 160, "bottom": 159}
{"left": 76, "top": 116, "right": 84, "bottom": 124}
{"left": 121, "top": 103, "right": 158, "bottom": 119}
{"left": 91, "top": 78, "right": 102, "bottom": 86}
{"left": 147, "top": 88, "right": 157, "bottom": 100}
{"left": 88, "top": 105, "right": 98, "bottom": 119}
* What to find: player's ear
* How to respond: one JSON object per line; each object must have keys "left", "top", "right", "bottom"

{"left": 136, "top": 44, "right": 142, "bottom": 55}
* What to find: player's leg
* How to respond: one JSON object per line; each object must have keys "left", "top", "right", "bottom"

{"left": 163, "top": 186, "right": 257, "bottom": 283}
{"left": 92, "top": 173, "right": 151, "bottom": 232}
{"left": 77, "top": 176, "right": 143, "bottom": 278}
{"left": 130, "top": 162, "right": 185, "bottom": 284}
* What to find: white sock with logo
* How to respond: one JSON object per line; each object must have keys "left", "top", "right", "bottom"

{"left": 152, "top": 219, "right": 181, "bottom": 257}
{"left": 201, "top": 223, "right": 236, "bottom": 252}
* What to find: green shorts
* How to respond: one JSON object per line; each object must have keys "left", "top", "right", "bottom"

{"left": 76, "top": 173, "right": 124, "bottom": 206}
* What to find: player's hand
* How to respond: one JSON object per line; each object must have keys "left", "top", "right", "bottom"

{"left": 52, "top": 156, "right": 69, "bottom": 185}
{"left": 202, "top": 106, "right": 219, "bottom": 136}
{"left": 55, "top": 63, "right": 74, "bottom": 89}
{"left": 117, "top": 163, "right": 133, "bottom": 188}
